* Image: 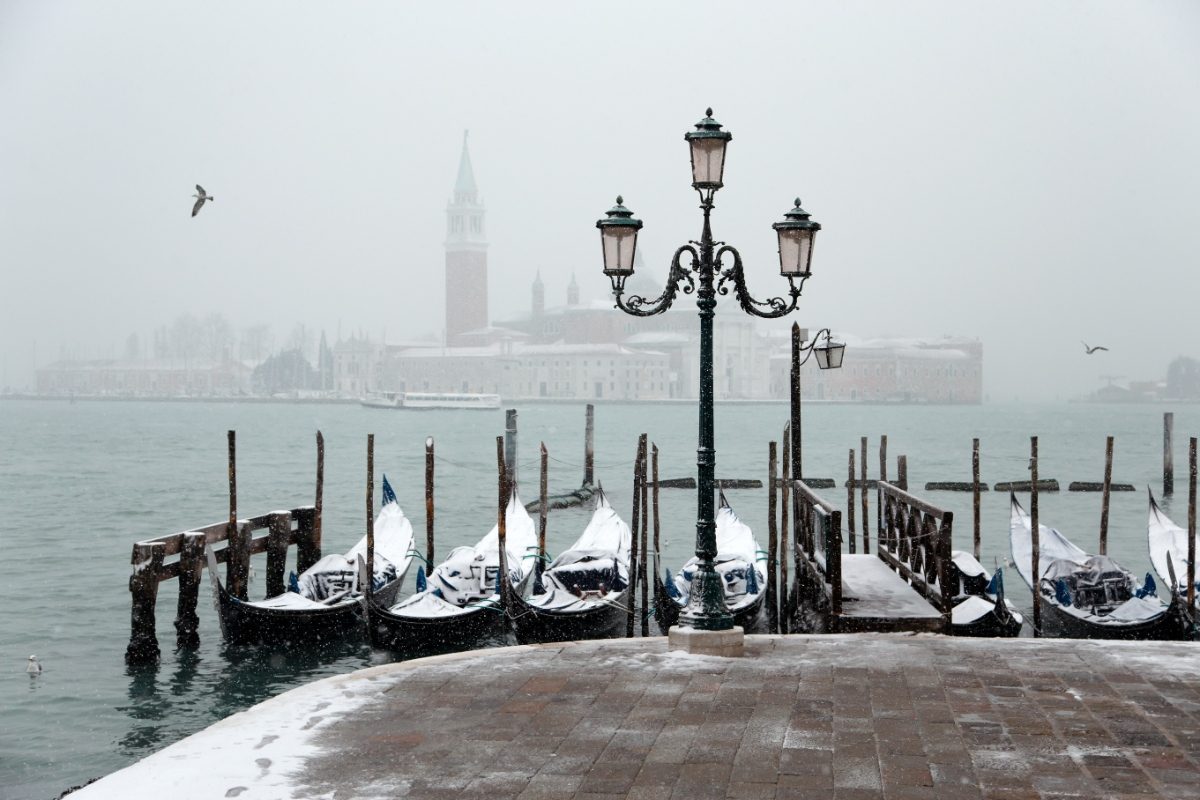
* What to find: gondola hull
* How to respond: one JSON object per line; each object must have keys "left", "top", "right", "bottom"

{"left": 1036, "top": 594, "right": 1190, "bottom": 641}
{"left": 509, "top": 588, "right": 629, "bottom": 644}
{"left": 210, "top": 572, "right": 404, "bottom": 646}
{"left": 367, "top": 597, "right": 508, "bottom": 655}
{"left": 950, "top": 606, "right": 1023, "bottom": 638}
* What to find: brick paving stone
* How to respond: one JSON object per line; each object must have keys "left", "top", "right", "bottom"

{"left": 83, "top": 635, "right": 1198, "bottom": 800}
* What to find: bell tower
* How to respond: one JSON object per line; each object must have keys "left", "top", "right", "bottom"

{"left": 445, "top": 131, "right": 488, "bottom": 343}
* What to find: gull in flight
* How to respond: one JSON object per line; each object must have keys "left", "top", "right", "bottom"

{"left": 1081, "top": 341, "right": 1108, "bottom": 355}
{"left": 191, "top": 185, "right": 214, "bottom": 217}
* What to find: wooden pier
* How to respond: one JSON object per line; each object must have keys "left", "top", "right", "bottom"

{"left": 788, "top": 475, "right": 952, "bottom": 634}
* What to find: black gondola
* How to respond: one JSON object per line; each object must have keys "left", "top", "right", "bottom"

{"left": 948, "top": 551, "right": 1023, "bottom": 637}
{"left": 206, "top": 476, "right": 413, "bottom": 646}
{"left": 653, "top": 492, "right": 767, "bottom": 634}
{"left": 510, "top": 488, "right": 632, "bottom": 644}
{"left": 368, "top": 492, "right": 538, "bottom": 655}
{"left": 1009, "top": 493, "right": 1190, "bottom": 640}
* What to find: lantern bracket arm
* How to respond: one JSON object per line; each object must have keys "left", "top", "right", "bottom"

{"left": 796, "top": 327, "right": 835, "bottom": 367}
{"left": 612, "top": 245, "right": 698, "bottom": 317}
{"left": 714, "top": 245, "right": 805, "bottom": 319}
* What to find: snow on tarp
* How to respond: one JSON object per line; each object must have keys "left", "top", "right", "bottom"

{"left": 1148, "top": 489, "right": 1198, "bottom": 593}
{"left": 532, "top": 491, "right": 632, "bottom": 610}
{"left": 244, "top": 498, "right": 414, "bottom": 609}
{"left": 384, "top": 494, "right": 537, "bottom": 617}
{"left": 951, "top": 550, "right": 987, "bottom": 578}
{"left": 672, "top": 500, "right": 767, "bottom": 611}
{"left": 1009, "top": 495, "right": 1090, "bottom": 588}
{"left": 951, "top": 595, "right": 996, "bottom": 625}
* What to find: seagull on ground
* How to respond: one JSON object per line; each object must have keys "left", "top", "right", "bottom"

{"left": 1082, "top": 341, "right": 1108, "bottom": 355}
{"left": 26, "top": 655, "right": 41, "bottom": 675}
{"left": 191, "top": 185, "right": 214, "bottom": 217}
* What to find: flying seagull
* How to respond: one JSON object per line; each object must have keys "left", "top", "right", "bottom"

{"left": 1082, "top": 341, "right": 1108, "bottom": 355}
{"left": 191, "top": 185, "right": 213, "bottom": 217}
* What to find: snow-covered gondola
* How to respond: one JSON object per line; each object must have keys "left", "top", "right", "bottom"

{"left": 1009, "top": 493, "right": 1188, "bottom": 640}
{"left": 654, "top": 492, "right": 768, "bottom": 634}
{"left": 368, "top": 490, "right": 538, "bottom": 655}
{"left": 947, "top": 550, "right": 1023, "bottom": 637}
{"left": 1148, "top": 488, "right": 1199, "bottom": 621}
{"left": 206, "top": 475, "right": 414, "bottom": 646}
{"left": 510, "top": 488, "right": 632, "bottom": 644}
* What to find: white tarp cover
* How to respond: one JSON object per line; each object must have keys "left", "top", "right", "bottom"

{"left": 387, "top": 494, "right": 537, "bottom": 617}
{"left": 527, "top": 491, "right": 631, "bottom": 611}
{"left": 672, "top": 500, "right": 767, "bottom": 611}
{"left": 245, "top": 500, "right": 414, "bottom": 609}
{"left": 1148, "top": 490, "right": 1198, "bottom": 593}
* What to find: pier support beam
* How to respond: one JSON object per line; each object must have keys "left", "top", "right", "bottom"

{"left": 266, "top": 511, "right": 292, "bottom": 599}
{"left": 126, "top": 541, "right": 165, "bottom": 665}
{"left": 174, "top": 532, "right": 205, "bottom": 649}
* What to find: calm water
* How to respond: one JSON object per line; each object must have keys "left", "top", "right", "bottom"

{"left": 1, "top": 399, "right": 1196, "bottom": 799}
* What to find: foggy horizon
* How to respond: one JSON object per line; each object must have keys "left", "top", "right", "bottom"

{"left": 2, "top": 2, "right": 1198, "bottom": 401}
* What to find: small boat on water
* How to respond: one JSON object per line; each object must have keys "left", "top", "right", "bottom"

{"left": 360, "top": 391, "right": 403, "bottom": 409}
{"left": 206, "top": 475, "right": 414, "bottom": 646}
{"left": 948, "top": 550, "right": 1023, "bottom": 637}
{"left": 401, "top": 392, "right": 502, "bottom": 410}
{"left": 1009, "top": 493, "right": 1188, "bottom": 640}
{"left": 368, "top": 490, "right": 539, "bottom": 654}
{"left": 1147, "top": 489, "right": 1199, "bottom": 620}
{"left": 510, "top": 488, "right": 632, "bottom": 644}
{"left": 654, "top": 492, "right": 767, "bottom": 634}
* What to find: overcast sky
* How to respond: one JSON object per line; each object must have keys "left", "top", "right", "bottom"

{"left": 1, "top": 1, "right": 1197, "bottom": 400}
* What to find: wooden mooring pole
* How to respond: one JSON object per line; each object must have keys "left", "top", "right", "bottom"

{"left": 1164, "top": 412, "right": 1175, "bottom": 496}
{"left": 780, "top": 425, "right": 791, "bottom": 632}
{"left": 1099, "top": 436, "right": 1114, "bottom": 555}
{"left": 296, "top": 431, "right": 324, "bottom": 574}
{"left": 846, "top": 449, "right": 856, "bottom": 553}
{"left": 366, "top": 434, "right": 375, "bottom": 600}
{"left": 505, "top": 409, "right": 518, "bottom": 493}
{"left": 877, "top": 435, "right": 887, "bottom": 547}
{"left": 539, "top": 442, "right": 548, "bottom": 586}
{"left": 226, "top": 431, "right": 249, "bottom": 600}
{"left": 584, "top": 404, "right": 595, "bottom": 487}
{"left": 767, "top": 441, "right": 779, "bottom": 635}
{"left": 652, "top": 443, "right": 660, "bottom": 608}
{"left": 627, "top": 436, "right": 645, "bottom": 638}
{"left": 1031, "top": 436, "right": 1041, "bottom": 638}
{"left": 425, "top": 437, "right": 435, "bottom": 568}
{"left": 972, "top": 439, "right": 981, "bottom": 560}
{"left": 1188, "top": 437, "right": 1196, "bottom": 614}
{"left": 860, "top": 437, "right": 869, "bottom": 554}
{"left": 897, "top": 455, "right": 908, "bottom": 492}
{"left": 496, "top": 437, "right": 509, "bottom": 611}
{"left": 640, "top": 436, "right": 650, "bottom": 638}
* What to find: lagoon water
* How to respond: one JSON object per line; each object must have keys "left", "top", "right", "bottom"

{"left": 1, "top": 398, "right": 1196, "bottom": 799}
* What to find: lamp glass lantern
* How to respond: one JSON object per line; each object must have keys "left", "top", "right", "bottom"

{"left": 814, "top": 333, "right": 846, "bottom": 370}
{"left": 772, "top": 199, "right": 822, "bottom": 278}
{"left": 684, "top": 108, "right": 732, "bottom": 191}
{"left": 596, "top": 196, "right": 643, "bottom": 277}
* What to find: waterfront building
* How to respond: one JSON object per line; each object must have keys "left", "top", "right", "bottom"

{"left": 35, "top": 358, "right": 250, "bottom": 397}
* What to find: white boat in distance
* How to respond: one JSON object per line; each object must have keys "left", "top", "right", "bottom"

{"left": 360, "top": 391, "right": 501, "bottom": 410}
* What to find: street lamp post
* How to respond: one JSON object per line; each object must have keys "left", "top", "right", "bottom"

{"left": 596, "top": 109, "right": 823, "bottom": 632}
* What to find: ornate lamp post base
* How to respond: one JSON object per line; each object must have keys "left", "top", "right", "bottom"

{"left": 668, "top": 625, "right": 745, "bottom": 657}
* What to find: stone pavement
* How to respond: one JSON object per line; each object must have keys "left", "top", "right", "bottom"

{"left": 286, "top": 634, "right": 1200, "bottom": 800}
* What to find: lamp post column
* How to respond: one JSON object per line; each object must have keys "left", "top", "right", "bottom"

{"left": 679, "top": 201, "right": 733, "bottom": 631}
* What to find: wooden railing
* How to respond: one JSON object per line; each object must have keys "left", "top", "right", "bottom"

{"left": 794, "top": 479, "right": 844, "bottom": 617}
{"left": 876, "top": 481, "right": 954, "bottom": 619}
